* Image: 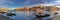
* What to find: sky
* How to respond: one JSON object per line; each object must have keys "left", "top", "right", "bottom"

{"left": 0, "top": 0, "right": 60, "bottom": 8}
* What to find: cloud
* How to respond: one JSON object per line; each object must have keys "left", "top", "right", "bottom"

{"left": 0, "top": 0, "right": 60, "bottom": 8}
{"left": 0, "top": 0, "right": 15, "bottom": 5}
{"left": 0, "top": 5, "right": 8, "bottom": 8}
{"left": 0, "top": 0, "right": 56, "bottom": 5}
{"left": 34, "top": 0, "right": 60, "bottom": 6}
{"left": 55, "top": 0, "right": 60, "bottom": 4}
{"left": 18, "top": 0, "right": 56, "bottom": 6}
{"left": 50, "top": 0, "right": 60, "bottom": 6}
{"left": 0, "top": 0, "right": 15, "bottom": 8}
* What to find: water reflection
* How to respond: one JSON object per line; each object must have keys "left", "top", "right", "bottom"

{"left": 1, "top": 11, "right": 54, "bottom": 20}
{"left": 7, "top": 13, "right": 16, "bottom": 16}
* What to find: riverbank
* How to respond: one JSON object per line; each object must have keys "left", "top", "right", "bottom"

{"left": 0, "top": 14, "right": 12, "bottom": 20}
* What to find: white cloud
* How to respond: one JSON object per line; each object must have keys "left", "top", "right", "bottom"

{"left": 0, "top": 0, "right": 15, "bottom": 8}
{"left": 0, "top": 0, "right": 5, "bottom": 4}
{"left": 0, "top": 0, "right": 15, "bottom": 5}
{"left": 0, "top": 5, "right": 8, "bottom": 8}
{"left": 0, "top": 0, "right": 60, "bottom": 8}
{"left": 50, "top": 0, "right": 60, "bottom": 5}
{"left": 36, "top": 0, "right": 60, "bottom": 6}
{"left": 55, "top": 0, "right": 60, "bottom": 4}
{"left": 4, "top": 1, "right": 15, "bottom": 4}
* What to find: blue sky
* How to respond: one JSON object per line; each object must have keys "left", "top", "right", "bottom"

{"left": 0, "top": 0, "right": 60, "bottom": 8}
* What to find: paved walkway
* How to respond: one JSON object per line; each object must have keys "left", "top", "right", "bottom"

{"left": 0, "top": 14, "right": 12, "bottom": 20}
{"left": 52, "top": 11, "right": 60, "bottom": 20}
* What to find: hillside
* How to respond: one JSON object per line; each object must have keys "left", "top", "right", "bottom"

{"left": 15, "top": 5, "right": 60, "bottom": 12}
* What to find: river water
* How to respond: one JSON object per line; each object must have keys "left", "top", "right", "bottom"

{"left": 1, "top": 11, "right": 59, "bottom": 20}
